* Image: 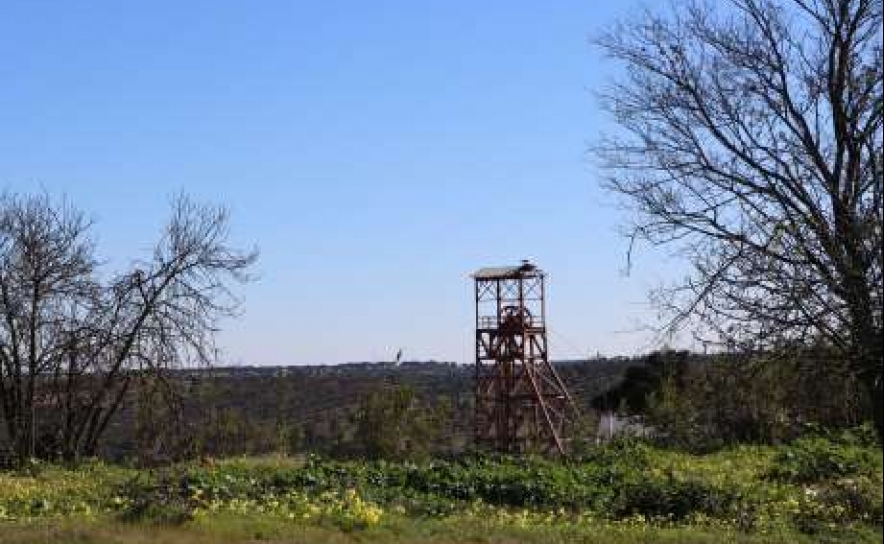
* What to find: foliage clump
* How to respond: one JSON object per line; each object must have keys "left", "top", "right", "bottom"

{"left": 0, "top": 438, "right": 880, "bottom": 539}
{"left": 766, "top": 433, "right": 882, "bottom": 484}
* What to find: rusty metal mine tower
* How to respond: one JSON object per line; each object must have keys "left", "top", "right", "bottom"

{"left": 472, "top": 261, "right": 576, "bottom": 455}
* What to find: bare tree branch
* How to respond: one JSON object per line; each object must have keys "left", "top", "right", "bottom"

{"left": 0, "top": 192, "right": 257, "bottom": 463}
{"left": 595, "top": 0, "right": 883, "bottom": 438}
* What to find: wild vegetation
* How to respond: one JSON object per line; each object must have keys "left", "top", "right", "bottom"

{"left": 87, "top": 349, "right": 871, "bottom": 462}
{"left": 1, "top": 433, "right": 881, "bottom": 543}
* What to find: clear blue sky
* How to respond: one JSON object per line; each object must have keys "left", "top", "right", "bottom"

{"left": 1, "top": 1, "right": 686, "bottom": 365}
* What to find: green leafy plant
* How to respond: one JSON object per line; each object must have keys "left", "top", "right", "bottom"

{"left": 766, "top": 437, "right": 881, "bottom": 484}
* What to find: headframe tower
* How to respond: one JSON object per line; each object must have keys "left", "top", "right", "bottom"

{"left": 472, "top": 261, "right": 576, "bottom": 454}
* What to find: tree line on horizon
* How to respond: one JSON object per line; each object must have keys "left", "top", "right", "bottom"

{"left": 2, "top": 348, "right": 871, "bottom": 465}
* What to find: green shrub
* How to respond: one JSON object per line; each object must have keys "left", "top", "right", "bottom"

{"left": 810, "top": 476, "right": 883, "bottom": 525}
{"left": 612, "top": 475, "right": 740, "bottom": 521}
{"left": 766, "top": 437, "right": 881, "bottom": 484}
{"left": 117, "top": 470, "right": 197, "bottom": 525}
{"left": 831, "top": 423, "right": 880, "bottom": 448}
{"left": 788, "top": 479, "right": 882, "bottom": 536}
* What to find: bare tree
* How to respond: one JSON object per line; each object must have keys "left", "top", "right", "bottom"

{"left": 595, "top": 0, "right": 882, "bottom": 438}
{"left": 0, "top": 192, "right": 257, "bottom": 463}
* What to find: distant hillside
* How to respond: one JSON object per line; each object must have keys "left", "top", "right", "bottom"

{"left": 98, "top": 358, "right": 641, "bottom": 460}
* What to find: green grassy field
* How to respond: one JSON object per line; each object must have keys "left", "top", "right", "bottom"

{"left": 1, "top": 437, "right": 881, "bottom": 543}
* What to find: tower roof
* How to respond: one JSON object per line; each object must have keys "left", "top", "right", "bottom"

{"left": 472, "top": 260, "right": 542, "bottom": 280}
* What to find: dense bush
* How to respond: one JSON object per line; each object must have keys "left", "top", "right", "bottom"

{"left": 766, "top": 436, "right": 882, "bottom": 484}
{"left": 118, "top": 469, "right": 198, "bottom": 525}
{"left": 612, "top": 475, "right": 739, "bottom": 521}
{"left": 599, "top": 350, "right": 875, "bottom": 452}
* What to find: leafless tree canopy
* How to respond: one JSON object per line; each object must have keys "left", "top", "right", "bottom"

{"left": 595, "top": 0, "right": 882, "bottom": 436}
{"left": 0, "top": 192, "right": 257, "bottom": 462}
